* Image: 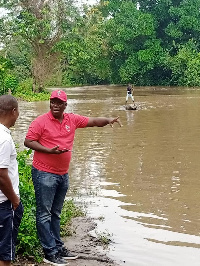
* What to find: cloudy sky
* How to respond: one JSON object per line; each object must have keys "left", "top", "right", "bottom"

{"left": 0, "top": 0, "right": 98, "bottom": 16}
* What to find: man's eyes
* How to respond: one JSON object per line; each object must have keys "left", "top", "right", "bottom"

{"left": 50, "top": 101, "right": 63, "bottom": 106}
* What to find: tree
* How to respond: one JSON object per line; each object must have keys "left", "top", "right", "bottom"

{"left": 166, "top": 0, "right": 200, "bottom": 47}
{"left": 0, "top": 0, "right": 79, "bottom": 92}
{"left": 131, "top": 0, "right": 200, "bottom": 85}
{"left": 56, "top": 5, "right": 111, "bottom": 85}
{"left": 166, "top": 39, "right": 200, "bottom": 86}
{"left": 103, "top": 1, "right": 165, "bottom": 84}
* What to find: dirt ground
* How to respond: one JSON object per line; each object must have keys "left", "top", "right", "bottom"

{"left": 14, "top": 216, "right": 119, "bottom": 266}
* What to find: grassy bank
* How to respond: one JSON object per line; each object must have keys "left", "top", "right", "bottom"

{"left": 17, "top": 149, "right": 84, "bottom": 263}
{"left": 12, "top": 79, "right": 50, "bottom": 102}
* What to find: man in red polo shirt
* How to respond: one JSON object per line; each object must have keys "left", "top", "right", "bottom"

{"left": 24, "top": 89, "right": 121, "bottom": 266}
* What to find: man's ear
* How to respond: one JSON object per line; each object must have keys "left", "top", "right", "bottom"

{"left": 12, "top": 107, "right": 18, "bottom": 117}
{"left": 12, "top": 108, "right": 16, "bottom": 114}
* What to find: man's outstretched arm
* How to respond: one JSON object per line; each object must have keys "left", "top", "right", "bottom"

{"left": 86, "top": 116, "right": 122, "bottom": 127}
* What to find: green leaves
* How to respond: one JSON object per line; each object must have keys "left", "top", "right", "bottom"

{"left": 0, "top": 56, "right": 14, "bottom": 94}
{"left": 16, "top": 149, "right": 42, "bottom": 260}
{"left": 0, "top": 0, "right": 81, "bottom": 90}
{"left": 2, "top": 0, "right": 200, "bottom": 87}
{"left": 166, "top": 40, "right": 200, "bottom": 86}
{"left": 105, "top": 1, "right": 157, "bottom": 84}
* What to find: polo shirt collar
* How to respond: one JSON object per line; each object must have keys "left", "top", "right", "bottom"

{"left": 0, "top": 123, "right": 10, "bottom": 134}
{"left": 48, "top": 111, "right": 57, "bottom": 120}
{"left": 48, "top": 111, "right": 65, "bottom": 121}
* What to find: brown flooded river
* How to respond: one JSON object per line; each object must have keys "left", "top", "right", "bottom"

{"left": 12, "top": 86, "right": 200, "bottom": 265}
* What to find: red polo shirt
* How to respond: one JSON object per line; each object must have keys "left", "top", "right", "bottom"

{"left": 26, "top": 111, "right": 89, "bottom": 175}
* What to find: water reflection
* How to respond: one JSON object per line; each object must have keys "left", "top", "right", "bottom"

{"left": 12, "top": 86, "right": 200, "bottom": 265}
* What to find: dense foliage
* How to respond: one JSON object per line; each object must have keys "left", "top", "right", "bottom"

{"left": 1, "top": 0, "right": 200, "bottom": 90}
{"left": 16, "top": 149, "right": 84, "bottom": 262}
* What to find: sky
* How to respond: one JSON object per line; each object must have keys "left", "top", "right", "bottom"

{"left": 0, "top": 0, "right": 99, "bottom": 17}
{"left": 0, "top": 0, "right": 98, "bottom": 17}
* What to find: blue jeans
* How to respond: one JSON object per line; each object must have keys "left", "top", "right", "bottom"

{"left": 0, "top": 200, "right": 23, "bottom": 261}
{"left": 32, "top": 166, "right": 69, "bottom": 256}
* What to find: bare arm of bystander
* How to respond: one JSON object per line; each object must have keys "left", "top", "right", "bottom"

{"left": 0, "top": 168, "right": 20, "bottom": 210}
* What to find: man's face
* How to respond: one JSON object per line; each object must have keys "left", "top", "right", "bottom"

{"left": 50, "top": 98, "right": 67, "bottom": 118}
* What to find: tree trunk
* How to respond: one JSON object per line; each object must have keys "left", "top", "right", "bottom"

{"left": 31, "top": 43, "right": 60, "bottom": 92}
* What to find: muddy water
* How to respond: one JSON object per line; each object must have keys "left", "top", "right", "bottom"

{"left": 12, "top": 86, "right": 200, "bottom": 265}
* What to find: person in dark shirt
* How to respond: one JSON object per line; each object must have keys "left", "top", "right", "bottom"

{"left": 126, "top": 83, "right": 134, "bottom": 104}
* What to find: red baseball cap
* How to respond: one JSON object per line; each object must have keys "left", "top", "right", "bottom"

{"left": 50, "top": 90, "right": 67, "bottom": 102}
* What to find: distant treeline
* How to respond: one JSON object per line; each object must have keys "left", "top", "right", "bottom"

{"left": 0, "top": 0, "right": 200, "bottom": 93}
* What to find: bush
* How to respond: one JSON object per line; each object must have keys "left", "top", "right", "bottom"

{"left": 17, "top": 149, "right": 42, "bottom": 261}
{"left": 14, "top": 79, "right": 50, "bottom": 101}
{"left": 15, "top": 78, "right": 33, "bottom": 94}
{"left": 4, "top": 74, "right": 19, "bottom": 94}
{"left": 60, "top": 200, "right": 84, "bottom": 237}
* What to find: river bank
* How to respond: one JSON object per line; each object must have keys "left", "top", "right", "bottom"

{"left": 14, "top": 216, "right": 120, "bottom": 266}
{"left": 59, "top": 216, "right": 120, "bottom": 266}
